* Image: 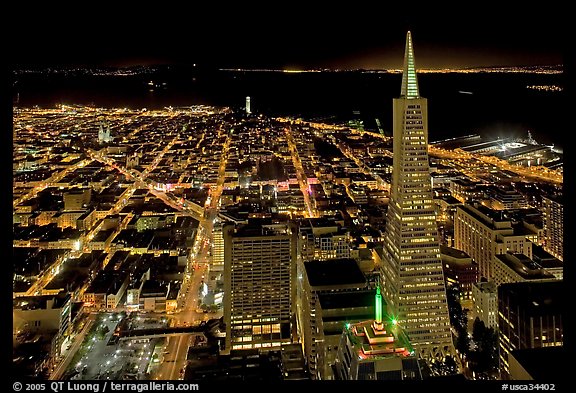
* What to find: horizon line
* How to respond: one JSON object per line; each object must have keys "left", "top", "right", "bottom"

{"left": 13, "top": 64, "right": 564, "bottom": 75}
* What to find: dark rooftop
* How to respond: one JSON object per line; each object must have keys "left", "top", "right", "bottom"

{"left": 318, "top": 290, "right": 374, "bottom": 310}
{"left": 531, "top": 244, "right": 563, "bottom": 268}
{"left": 510, "top": 346, "right": 566, "bottom": 380}
{"left": 498, "top": 280, "right": 564, "bottom": 314}
{"left": 299, "top": 217, "right": 341, "bottom": 229}
{"left": 44, "top": 269, "right": 87, "bottom": 292}
{"left": 440, "top": 245, "right": 471, "bottom": 260}
{"left": 13, "top": 293, "right": 70, "bottom": 311}
{"left": 233, "top": 221, "right": 291, "bottom": 238}
{"left": 140, "top": 280, "right": 169, "bottom": 297}
{"left": 305, "top": 258, "right": 366, "bottom": 288}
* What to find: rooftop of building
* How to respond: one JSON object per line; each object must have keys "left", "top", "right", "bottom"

{"left": 106, "top": 250, "right": 131, "bottom": 270}
{"left": 495, "top": 252, "right": 556, "bottom": 280}
{"left": 232, "top": 220, "right": 292, "bottom": 238}
{"left": 451, "top": 178, "right": 478, "bottom": 187}
{"left": 352, "top": 226, "right": 382, "bottom": 239}
{"left": 140, "top": 280, "right": 169, "bottom": 297}
{"left": 437, "top": 194, "right": 463, "bottom": 205}
{"left": 459, "top": 139, "right": 506, "bottom": 152}
{"left": 279, "top": 343, "right": 310, "bottom": 380}
{"left": 458, "top": 203, "right": 513, "bottom": 227}
{"left": 345, "top": 318, "right": 415, "bottom": 361}
{"left": 13, "top": 280, "right": 32, "bottom": 293}
{"left": 44, "top": 269, "right": 87, "bottom": 291}
{"left": 66, "top": 251, "right": 105, "bottom": 268}
{"left": 167, "top": 283, "right": 180, "bottom": 300}
{"left": 186, "top": 347, "right": 285, "bottom": 381}
{"left": 510, "top": 346, "right": 566, "bottom": 380}
{"left": 298, "top": 217, "right": 342, "bottom": 229}
{"left": 219, "top": 203, "right": 272, "bottom": 223}
{"left": 318, "top": 289, "right": 374, "bottom": 311}
{"left": 511, "top": 222, "right": 538, "bottom": 236}
{"left": 531, "top": 244, "right": 563, "bottom": 268}
{"left": 174, "top": 216, "right": 199, "bottom": 228}
{"left": 221, "top": 188, "right": 240, "bottom": 196}
{"left": 473, "top": 280, "right": 497, "bottom": 293}
{"left": 13, "top": 223, "right": 82, "bottom": 242}
{"left": 542, "top": 192, "right": 563, "bottom": 205}
{"left": 487, "top": 184, "right": 524, "bottom": 196}
{"left": 440, "top": 245, "right": 471, "bottom": 260}
{"left": 498, "top": 280, "right": 564, "bottom": 314}
{"left": 305, "top": 258, "right": 366, "bottom": 288}
{"left": 92, "top": 228, "right": 115, "bottom": 242}
{"left": 13, "top": 293, "right": 70, "bottom": 311}
{"left": 494, "top": 144, "right": 551, "bottom": 159}
{"left": 85, "top": 270, "right": 129, "bottom": 294}
{"left": 314, "top": 228, "right": 349, "bottom": 238}
{"left": 349, "top": 172, "right": 377, "bottom": 181}
{"left": 505, "top": 207, "right": 542, "bottom": 222}
{"left": 13, "top": 248, "right": 69, "bottom": 277}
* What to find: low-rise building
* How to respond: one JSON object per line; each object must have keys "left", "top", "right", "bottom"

{"left": 139, "top": 280, "right": 169, "bottom": 312}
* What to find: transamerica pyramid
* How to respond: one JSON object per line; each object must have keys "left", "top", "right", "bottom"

{"left": 379, "top": 31, "right": 455, "bottom": 361}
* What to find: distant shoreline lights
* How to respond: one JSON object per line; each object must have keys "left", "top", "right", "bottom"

{"left": 526, "top": 85, "right": 563, "bottom": 92}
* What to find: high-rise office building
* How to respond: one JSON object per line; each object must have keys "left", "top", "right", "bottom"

{"left": 223, "top": 220, "right": 297, "bottom": 353}
{"left": 379, "top": 31, "right": 454, "bottom": 360}
{"left": 298, "top": 258, "right": 374, "bottom": 380}
{"left": 246, "top": 96, "right": 251, "bottom": 114}
{"left": 498, "top": 281, "right": 563, "bottom": 379}
{"left": 541, "top": 194, "right": 563, "bottom": 261}
{"left": 211, "top": 220, "right": 225, "bottom": 271}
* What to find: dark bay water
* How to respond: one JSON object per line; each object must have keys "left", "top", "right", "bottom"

{"left": 12, "top": 67, "right": 565, "bottom": 148}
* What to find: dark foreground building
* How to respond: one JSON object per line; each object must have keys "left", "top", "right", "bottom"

{"left": 498, "top": 280, "right": 564, "bottom": 379}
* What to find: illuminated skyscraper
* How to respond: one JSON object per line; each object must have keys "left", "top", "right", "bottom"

{"left": 223, "top": 220, "right": 297, "bottom": 353}
{"left": 542, "top": 193, "right": 563, "bottom": 261}
{"left": 379, "top": 31, "right": 454, "bottom": 360}
{"left": 211, "top": 219, "right": 225, "bottom": 271}
{"left": 246, "top": 96, "right": 251, "bottom": 114}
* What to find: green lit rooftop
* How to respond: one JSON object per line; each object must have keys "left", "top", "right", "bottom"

{"left": 345, "top": 318, "right": 415, "bottom": 361}
{"left": 343, "top": 286, "right": 415, "bottom": 361}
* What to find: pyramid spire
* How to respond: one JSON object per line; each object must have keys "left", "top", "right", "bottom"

{"left": 400, "top": 31, "right": 420, "bottom": 99}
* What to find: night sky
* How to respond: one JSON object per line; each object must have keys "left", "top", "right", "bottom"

{"left": 10, "top": 4, "right": 566, "bottom": 69}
